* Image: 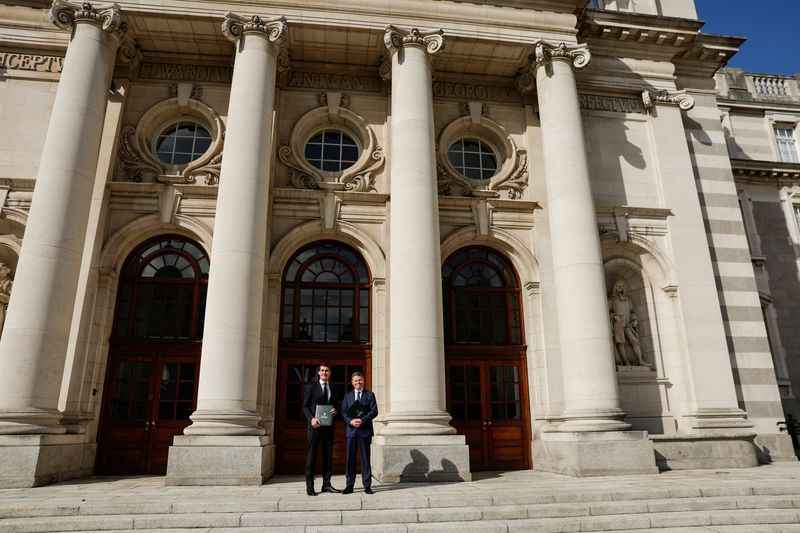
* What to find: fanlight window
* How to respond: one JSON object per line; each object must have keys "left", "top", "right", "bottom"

{"left": 442, "top": 248, "right": 522, "bottom": 345}
{"left": 114, "top": 237, "right": 209, "bottom": 340}
{"left": 281, "top": 242, "right": 370, "bottom": 344}
{"left": 155, "top": 121, "right": 212, "bottom": 165}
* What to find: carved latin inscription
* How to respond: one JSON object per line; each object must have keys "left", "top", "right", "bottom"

{"left": 432, "top": 82, "right": 520, "bottom": 103}
{"left": 285, "top": 71, "right": 382, "bottom": 93}
{"left": 138, "top": 62, "right": 233, "bottom": 83}
{"left": 579, "top": 94, "right": 645, "bottom": 114}
{"left": 0, "top": 52, "right": 64, "bottom": 73}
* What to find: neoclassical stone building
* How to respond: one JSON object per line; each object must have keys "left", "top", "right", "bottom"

{"left": 0, "top": 0, "right": 795, "bottom": 487}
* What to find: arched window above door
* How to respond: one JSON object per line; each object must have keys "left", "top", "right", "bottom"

{"left": 281, "top": 241, "right": 371, "bottom": 344}
{"left": 442, "top": 247, "right": 522, "bottom": 345}
{"left": 114, "top": 236, "right": 209, "bottom": 340}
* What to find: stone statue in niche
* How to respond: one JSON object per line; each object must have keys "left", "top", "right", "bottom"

{"left": 0, "top": 263, "right": 12, "bottom": 336}
{"left": 608, "top": 279, "right": 646, "bottom": 367}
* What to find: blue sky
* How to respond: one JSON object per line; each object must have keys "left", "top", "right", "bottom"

{"left": 694, "top": 0, "right": 800, "bottom": 75}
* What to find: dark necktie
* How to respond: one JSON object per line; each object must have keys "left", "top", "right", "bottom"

{"left": 356, "top": 391, "right": 361, "bottom": 402}
{"left": 322, "top": 382, "right": 329, "bottom": 402}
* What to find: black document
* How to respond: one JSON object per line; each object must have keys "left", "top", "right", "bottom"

{"left": 345, "top": 399, "right": 366, "bottom": 419}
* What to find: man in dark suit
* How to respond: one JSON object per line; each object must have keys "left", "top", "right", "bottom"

{"left": 302, "top": 363, "right": 341, "bottom": 496}
{"left": 340, "top": 371, "right": 378, "bottom": 494}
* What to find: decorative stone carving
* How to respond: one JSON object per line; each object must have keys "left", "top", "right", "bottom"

{"left": 608, "top": 279, "right": 647, "bottom": 367}
{"left": 49, "top": 1, "right": 122, "bottom": 33}
{"left": 221, "top": 13, "right": 287, "bottom": 45}
{"left": 384, "top": 25, "right": 445, "bottom": 56}
{"left": 459, "top": 101, "right": 488, "bottom": 119}
{"left": 278, "top": 104, "right": 384, "bottom": 192}
{"left": 517, "top": 40, "right": 592, "bottom": 93}
{"left": 641, "top": 89, "right": 695, "bottom": 111}
{"left": 436, "top": 115, "right": 528, "bottom": 199}
{"left": 0, "top": 263, "right": 11, "bottom": 337}
{"left": 170, "top": 83, "right": 201, "bottom": 100}
{"left": 318, "top": 92, "right": 350, "bottom": 109}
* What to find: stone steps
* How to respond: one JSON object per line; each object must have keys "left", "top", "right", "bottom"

{"left": 2, "top": 486, "right": 800, "bottom": 532}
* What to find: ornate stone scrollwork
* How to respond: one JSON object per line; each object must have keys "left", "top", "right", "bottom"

{"left": 436, "top": 115, "right": 529, "bottom": 199}
{"left": 118, "top": 124, "right": 162, "bottom": 183}
{"left": 278, "top": 103, "right": 384, "bottom": 192}
{"left": 319, "top": 92, "right": 350, "bottom": 108}
{"left": 50, "top": 1, "right": 122, "bottom": 33}
{"left": 221, "top": 13, "right": 287, "bottom": 44}
{"left": 641, "top": 89, "right": 695, "bottom": 111}
{"left": 517, "top": 40, "right": 591, "bottom": 92}
{"left": 384, "top": 25, "right": 445, "bottom": 56}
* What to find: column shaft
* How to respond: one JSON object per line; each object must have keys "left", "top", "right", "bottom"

{"left": 535, "top": 49, "right": 628, "bottom": 431}
{"left": 0, "top": 13, "right": 120, "bottom": 434}
{"left": 185, "top": 17, "right": 284, "bottom": 436}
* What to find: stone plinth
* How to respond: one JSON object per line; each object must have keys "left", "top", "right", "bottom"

{"left": 533, "top": 430, "right": 658, "bottom": 477}
{"left": 372, "top": 435, "right": 471, "bottom": 483}
{"left": 651, "top": 434, "right": 762, "bottom": 471}
{"left": 165, "top": 435, "right": 273, "bottom": 486}
{"left": 0, "top": 434, "right": 92, "bottom": 488}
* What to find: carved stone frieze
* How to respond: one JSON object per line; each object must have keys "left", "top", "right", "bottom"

{"left": 641, "top": 89, "right": 695, "bottom": 111}
{"left": 384, "top": 26, "right": 445, "bottom": 56}
{"left": 221, "top": 13, "right": 287, "bottom": 45}
{"left": 0, "top": 52, "right": 64, "bottom": 73}
{"left": 50, "top": 1, "right": 123, "bottom": 34}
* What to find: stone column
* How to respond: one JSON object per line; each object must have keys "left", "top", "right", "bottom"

{"left": 371, "top": 25, "right": 470, "bottom": 483}
{"left": 166, "top": 12, "right": 287, "bottom": 486}
{"left": 520, "top": 40, "right": 657, "bottom": 475}
{"left": 0, "top": 0, "right": 124, "bottom": 487}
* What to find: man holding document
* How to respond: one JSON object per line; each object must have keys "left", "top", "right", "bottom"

{"left": 341, "top": 371, "right": 378, "bottom": 494}
{"left": 303, "top": 363, "right": 340, "bottom": 496}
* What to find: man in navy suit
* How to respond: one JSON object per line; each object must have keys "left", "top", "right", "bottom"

{"left": 302, "top": 363, "right": 341, "bottom": 496}
{"left": 340, "top": 371, "right": 378, "bottom": 494}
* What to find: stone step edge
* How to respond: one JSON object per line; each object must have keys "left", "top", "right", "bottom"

{"left": 1, "top": 507, "right": 800, "bottom": 533}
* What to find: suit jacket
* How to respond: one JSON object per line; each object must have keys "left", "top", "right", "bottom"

{"left": 303, "top": 381, "right": 340, "bottom": 429}
{"left": 341, "top": 389, "right": 378, "bottom": 438}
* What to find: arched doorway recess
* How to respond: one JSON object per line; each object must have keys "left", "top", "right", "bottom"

{"left": 275, "top": 241, "right": 371, "bottom": 474}
{"left": 96, "top": 236, "right": 208, "bottom": 475}
{"left": 443, "top": 247, "right": 532, "bottom": 471}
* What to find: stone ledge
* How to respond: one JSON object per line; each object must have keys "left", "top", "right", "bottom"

{"left": 651, "top": 433, "right": 759, "bottom": 471}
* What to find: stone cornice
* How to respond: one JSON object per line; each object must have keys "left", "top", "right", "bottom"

{"left": 383, "top": 25, "right": 445, "bottom": 56}
{"left": 580, "top": 8, "right": 703, "bottom": 49}
{"left": 220, "top": 12, "right": 287, "bottom": 45}
{"left": 730, "top": 158, "right": 800, "bottom": 185}
{"left": 49, "top": 1, "right": 123, "bottom": 34}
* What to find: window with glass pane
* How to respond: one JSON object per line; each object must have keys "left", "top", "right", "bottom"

{"left": 114, "top": 236, "right": 209, "bottom": 340}
{"left": 447, "top": 138, "right": 498, "bottom": 180}
{"left": 442, "top": 248, "right": 522, "bottom": 345}
{"left": 304, "top": 129, "right": 360, "bottom": 172}
{"left": 775, "top": 126, "right": 800, "bottom": 163}
{"left": 155, "top": 121, "right": 212, "bottom": 165}
{"left": 281, "top": 242, "right": 370, "bottom": 344}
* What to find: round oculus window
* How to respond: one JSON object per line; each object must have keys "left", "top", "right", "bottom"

{"left": 155, "top": 121, "right": 212, "bottom": 165}
{"left": 447, "top": 138, "right": 498, "bottom": 180}
{"left": 304, "top": 129, "right": 360, "bottom": 172}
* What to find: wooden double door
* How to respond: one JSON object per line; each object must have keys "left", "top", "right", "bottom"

{"left": 446, "top": 356, "right": 531, "bottom": 471}
{"left": 96, "top": 343, "right": 200, "bottom": 475}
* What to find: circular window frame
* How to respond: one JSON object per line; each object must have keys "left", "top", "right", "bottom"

{"left": 279, "top": 104, "right": 384, "bottom": 192}
{"left": 446, "top": 137, "right": 501, "bottom": 182}
{"left": 151, "top": 119, "right": 214, "bottom": 168}
{"left": 437, "top": 115, "right": 526, "bottom": 198}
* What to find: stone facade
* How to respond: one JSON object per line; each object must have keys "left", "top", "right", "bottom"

{"left": 0, "top": 0, "right": 794, "bottom": 488}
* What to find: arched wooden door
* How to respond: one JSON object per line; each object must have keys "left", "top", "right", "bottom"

{"left": 443, "top": 247, "right": 532, "bottom": 471}
{"left": 275, "top": 241, "right": 371, "bottom": 475}
{"left": 96, "top": 236, "right": 208, "bottom": 475}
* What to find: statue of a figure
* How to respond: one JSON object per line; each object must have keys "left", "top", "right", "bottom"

{"left": 608, "top": 279, "right": 646, "bottom": 366}
{"left": 0, "top": 263, "right": 12, "bottom": 336}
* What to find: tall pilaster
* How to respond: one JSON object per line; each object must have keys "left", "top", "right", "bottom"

{"left": 165, "top": 12, "right": 287, "bottom": 486}
{"left": 0, "top": 0, "right": 124, "bottom": 487}
{"left": 521, "top": 40, "right": 657, "bottom": 476}
{"left": 371, "top": 25, "right": 470, "bottom": 483}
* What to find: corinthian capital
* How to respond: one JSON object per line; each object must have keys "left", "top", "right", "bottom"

{"left": 532, "top": 40, "right": 591, "bottom": 71}
{"left": 642, "top": 89, "right": 695, "bottom": 111}
{"left": 384, "top": 25, "right": 445, "bottom": 56}
{"left": 49, "top": 1, "right": 122, "bottom": 33}
{"left": 221, "top": 13, "right": 287, "bottom": 45}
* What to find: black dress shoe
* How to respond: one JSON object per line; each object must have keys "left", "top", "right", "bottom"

{"left": 321, "top": 485, "right": 341, "bottom": 493}
{"left": 306, "top": 487, "right": 317, "bottom": 496}
{"left": 364, "top": 486, "right": 374, "bottom": 494}
{"left": 342, "top": 485, "right": 354, "bottom": 494}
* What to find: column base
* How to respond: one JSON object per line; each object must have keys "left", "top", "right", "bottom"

{"left": 372, "top": 434, "right": 471, "bottom": 482}
{"left": 651, "top": 433, "right": 760, "bottom": 471}
{"left": 183, "top": 409, "right": 265, "bottom": 436}
{"left": 0, "top": 408, "right": 66, "bottom": 435}
{"left": 533, "top": 430, "right": 658, "bottom": 477}
{"left": 165, "top": 435, "right": 273, "bottom": 485}
{"left": 0, "top": 434, "right": 92, "bottom": 488}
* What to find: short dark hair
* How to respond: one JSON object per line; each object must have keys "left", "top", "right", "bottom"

{"left": 318, "top": 363, "right": 331, "bottom": 371}
{"left": 351, "top": 371, "right": 364, "bottom": 380}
